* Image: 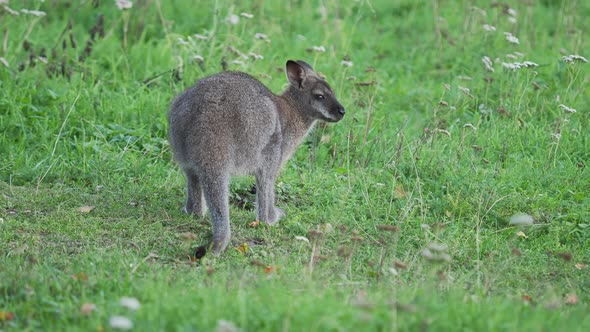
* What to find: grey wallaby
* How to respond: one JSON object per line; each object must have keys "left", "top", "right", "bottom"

{"left": 168, "top": 60, "right": 345, "bottom": 254}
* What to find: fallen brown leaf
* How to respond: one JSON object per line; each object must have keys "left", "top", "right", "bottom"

{"left": 564, "top": 293, "right": 579, "bottom": 305}
{"left": 521, "top": 294, "right": 533, "bottom": 303}
{"left": 556, "top": 252, "right": 573, "bottom": 262}
{"left": 236, "top": 242, "right": 249, "bottom": 254}
{"left": 575, "top": 262, "right": 587, "bottom": 270}
{"left": 71, "top": 272, "right": 88, "bottom": 282}
{"left": 394, "top": 185, "right": 406, "bottom": 198}
{"left": 80, "top": 303, "right": 96, "bottom": 316}
{"left": 264, "top": 266, "right": 276, "bottom": 274}
{"left": 0, "top": 311, "right": 15, "bottom": 321}
{"left": 248, "top": 220, "right": 260, "bottom": 228}
{"left": 394, "top": 261, "right": 407, "bottom": 269}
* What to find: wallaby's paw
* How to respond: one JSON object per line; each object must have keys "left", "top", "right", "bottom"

{"left": 211, "top": 232, "right": 231, "bottom": 254}
{"left": 183, "top": 205, "right": 206, "bottom": 217}
{"left": 210, "top": 243, "right": 227, "bottom": 256}
{"left": 266, "top": 207, "right": 285, "bottom": 226}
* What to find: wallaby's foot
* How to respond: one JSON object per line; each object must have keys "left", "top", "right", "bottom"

{"left": 183, "top": 201, "right": 207, "bottom": 216}
{"left": 211, "top": 230, "right": 231, "bottom": 254}
{"left": 183, "top": 205, "right": 202, "bottom": 216}
{"left": 265, "top": 207, "right": 286, "bottom": 226}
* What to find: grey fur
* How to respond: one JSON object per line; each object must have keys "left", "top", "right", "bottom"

{"left": 168, "top": 60, "right": 345, "bottom": 254}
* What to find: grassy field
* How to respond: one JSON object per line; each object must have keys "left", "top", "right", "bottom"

{"left": 1, "top": 0, "right": 589, "bottom": 330}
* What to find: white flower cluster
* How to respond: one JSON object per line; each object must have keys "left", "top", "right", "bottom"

{"left": 482, "top": 56, "right": 494, "bottom": 72}
{"left": 558, "top": 104, "right": 577, "bottom": 113}
{"left": 504, "top": 32, "right": 519, "bottom": 44}
{"left": 482, "top": 24, "right": 496, "bottom": 32}
{"left": 501, "top": 61, "right": 538, "bottom": 70}
{"left": 115, "top": 0, "right": 132, "bottom": 10}
{"left": 562, "top": 54, "right": 588, "bottom": 63}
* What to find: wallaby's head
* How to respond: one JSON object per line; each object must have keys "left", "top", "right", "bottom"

{"left": 285, "top": 60, "right": 345, "bottom": 122}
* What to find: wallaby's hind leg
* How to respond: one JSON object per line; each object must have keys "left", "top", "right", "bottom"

{"left": 183, "top": 167, "right": 206, "bottom": 216}
{"left": 200, "top": 172, "right": 231, "bottom": 254}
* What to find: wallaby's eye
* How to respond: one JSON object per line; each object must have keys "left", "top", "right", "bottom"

{"left": 315, "top": 94, "right": 325, "bottom": 100}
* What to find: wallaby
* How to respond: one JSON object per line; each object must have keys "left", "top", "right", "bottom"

{"left": 168, "top": 60, "right": 345, "bottom": 254}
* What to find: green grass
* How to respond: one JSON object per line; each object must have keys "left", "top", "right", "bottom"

{"left": 1, "top": 0, "right": 589, "bottom": 330}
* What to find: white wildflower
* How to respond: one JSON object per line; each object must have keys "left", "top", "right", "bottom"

{"left": 341, "top": 60, "right": 353, "bottom": 67}
{"left": 215, "top": 320, "right": 241, "bottom": 332}
{"left": 507, "top": 8, "right": 517, "bottom": 17}
{"left": 240, "top": 12, "right": 253, "bottom": 19}
{"left": 501, "top": 61, "right": 538, "bottom": 70}
{"left": 482, "top": 24, "right": 496, "bottom": 32}
{"left": 433, "top": 128, "right": 451, "bottom": 137}
{"left": 296, "top": 34, "right": 307, "bottom": 41}
{"left": 110, "top": 316, "right": 133, "bottom": 330}
{"left": 510, "top": 214, "right": 534, "bottom": 226}
{"left": 0, "top": 57, "right": 8, "bottom": 68}
{"left": 479, "top": 104, "right": 492, "bottom": 115}
{"left": 20, "top": 9, "right": 46, "bottom": 16}
{"left": 389, "top": 267, "right": 399, "bottom": 276}
{"left": 562, "top": 54, "right": 588, "bottom": 63}
{"left": 115, "top": 0, "right": 132, "bottom": 10}
{"left": 456, "top": 75, "right": 472, "bottom": 81}
{"left": 228, "top": 46, "right": 248, "bottom": 59}
{"left": 508, "top": 16, "right": 517, "bottom": 24}
{"left": 551, "top": 132, "right": 561, "bottom": 140}
{"left": 119, "top": 297, "right": 141, "bottom": 311}
{"left": 514, "top": 51, "right": 524, "bottom": 57}
{"left": 463, "top": 123, "right": 477, "bottom": 131}
{"left": 471, "top": 6, "right": 487, "bottom": 16}
{"left": 502, "top": 62, "right": 520, "bottom": 70}
{"left": 226, "top": 14, "right": 239, "bottom": 25}
{"left": 312, "top": 45, "right": 326, "bottom": 52}
{"left": 3, "top": 5, "right": 19, "bottom": 15}
{"left": 458, "top": 86, "right": 474, "bottom": 98}
{"left": 482, "top": 56, "right": 494, "bottom": 72}
{"left": 506, "top": 53, "right": 519, "bottom": 59}
{"left": 249, "top": 52, "right": 263, "bottom": 60}
{"left": 192, "top": 55, "right": 204, "bottom": 62}
{"left": 522, "top": 61, "right": 538, "bottom": 67}
{"left": 177, "top": 37, "right": 189, "bottom": 46}
{"left": 504, "top": 32, "right": 519, "bottom": 44}
{"left": 38, "top": 56, "right": 48, "bottom": 64}
{"left": 558, "top": 104, "right": 577, "bottom": 113}
{"left": 254, "top": 33, "right": 270, "bottom": 42}
{"left": 193, "top": 34, "right": 208, "bottom": 40}
{"left": 231, "top": 60, "right": 245, "bottom": 66}
{"left": 295, "top": 236, "right": 310, "bottom": 243}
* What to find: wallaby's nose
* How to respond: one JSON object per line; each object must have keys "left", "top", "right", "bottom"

{"left": 338, "top": 107, "right": 346, "bottom": 116}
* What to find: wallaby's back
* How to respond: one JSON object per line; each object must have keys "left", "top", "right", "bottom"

{"left": 169, "top": 71, "right": 281, "bottom": 176}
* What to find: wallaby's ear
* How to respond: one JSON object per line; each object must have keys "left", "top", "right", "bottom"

{"left": 286, "top": 60, "right": 306, "bottom": 88}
